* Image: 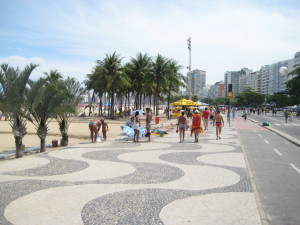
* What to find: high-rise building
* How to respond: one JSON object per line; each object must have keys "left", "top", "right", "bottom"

{"left": 294, "top": 52, "right": 300, "bottom": 66}
{"left": 186, "top": 69, "right": 206, "bottom": 98}
{"left": 224, "top": 68, "right": 252, "bottom": 97}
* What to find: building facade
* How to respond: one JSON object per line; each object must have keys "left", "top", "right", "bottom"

{"left": 186, "top": 69, "right": 206, "bottom": 98}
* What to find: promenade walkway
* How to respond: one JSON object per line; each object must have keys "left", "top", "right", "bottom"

{"left": 0, "top": 119, "right": 262, "bottom": 225}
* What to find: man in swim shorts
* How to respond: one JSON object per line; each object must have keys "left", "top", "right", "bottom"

{"left": 89, "top": 119, "right": 102, "bottom": 143}
{"left": 214, "top": 110, "right": 224, "bottom": 140}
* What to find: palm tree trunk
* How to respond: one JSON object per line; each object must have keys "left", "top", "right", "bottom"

{"left": 167, "top": 85, "right": 172, "bottom": 120}
{"left": 15, "top": 136, "right": 24, "bottom": 158}
{"left": 40, "top": 137, "right": 46, "bottom": 152}
{"left": 61, "top": 132, "right": 68, "bottom": 146}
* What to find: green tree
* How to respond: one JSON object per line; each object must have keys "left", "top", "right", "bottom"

{"left": 191, "top": 95, "right": 199, "bottom": 102}
{"left": 201, "top": 98, "right": 213, "bottom": 105}
{"left": 56, "top": 77, "right": 84, "bottom": 146}
{"left": 0, "top": 63, "right": 38, "bottom": 158}
{"left": 287, "top": 66, "right": 300, "bottom": 104}
{"left": 27, "top": 74, "right": 68, "bottom": 152}
{"left": 99, "top": 52, "right": 127, "bottom": 117}
{"left": 151, "top": 54, "right": 170, "bottom": 116}
{"left": 130, "top": 53, "right": 152, "bottom": 109}
{"left": 165, "top": 59, "right": 185, "bottom": 119}
{"left": 236, "top": 88, "right": 264, "bottom": 106}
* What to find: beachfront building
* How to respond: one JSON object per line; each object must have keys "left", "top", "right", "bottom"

{"left": 224, "top": 68, "right": 252, "bottom": 97}
{"left": 186, "top": 69, "right": 206, "bottom": 98}
{"left": 260, "top": 58, "right": 294, "bottom": 95}
{"left": 205, "top": 81, "right": 225, "bottom": 100}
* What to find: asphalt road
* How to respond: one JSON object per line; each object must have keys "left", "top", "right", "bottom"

{"left": 245, "top": 112, "right": 300, "bottom": 141}
{"left": 235, "top": 117, "right": 300, "bottom": 225}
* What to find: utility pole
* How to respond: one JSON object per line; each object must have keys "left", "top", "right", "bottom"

{"left": 187, "top": 37, "right": 192, "bottom": 97}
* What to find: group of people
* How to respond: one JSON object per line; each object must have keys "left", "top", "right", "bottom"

{"left": 177, "top": 107, "right": 224, "bottom": 143}
{"left": 88, "top": 119, "right": 109, "bottom": 143}
{"left": 130, "top": 108, "right": 152, "bottom": 142}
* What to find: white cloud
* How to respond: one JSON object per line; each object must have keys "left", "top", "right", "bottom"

{"left": 1, "top": 0, "right": 300, "bottom": 85}
{"left": 0, "top": 56, "right": 93, "bottom": 83}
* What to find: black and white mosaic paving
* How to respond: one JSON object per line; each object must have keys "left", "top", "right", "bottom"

{"left": 0, "top": 125, "right": 261, "bottom": 225}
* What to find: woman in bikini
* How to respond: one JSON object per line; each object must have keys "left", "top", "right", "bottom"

{"left": 89, "top": 119, "right": 102, "bottom": 143}
{"left": 132, "top": 111, "right": 141, "bottom": 142}
{"left": 177, "top": 111, "right": 187, "bottom": 143}
{"left": 214, "top": 110, "right": 224, "bottom": 140}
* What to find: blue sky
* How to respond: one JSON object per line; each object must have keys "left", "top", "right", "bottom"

{"left": 1, "top": 0, "right": 300, "bottom": 84}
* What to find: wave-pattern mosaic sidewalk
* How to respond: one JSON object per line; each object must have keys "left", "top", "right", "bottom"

{"left": 0, "top": 123, "right": 262, "bottom": 225}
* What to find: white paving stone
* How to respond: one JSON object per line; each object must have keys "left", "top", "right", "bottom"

{"left": 197, "top": 153, "right": 246, "bottom": 168}
{"left": 0, "top": 156, "right": 50, "bottom": 173}
{"left": 160, "top": 192, "right": 262, "bottom": 225}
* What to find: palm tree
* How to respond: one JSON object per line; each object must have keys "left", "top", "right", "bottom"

{"left": 99, "top": 52, "right": 127, "bottom": 117}
{"left": 151, "top": 54, "right": 170, "bottom": 115}
{"left": 56, "top": 77, "right": 84, "bottom": 146}
{"left": 27, "top": 76, "right": 68, "bottom": 152}
{"left": 165, "top": 60, "right": 185, "bottom": 119}
{"left": 130, "top": 53, "right": 152, "bottom": 109}
{"left": 0, "top": 63, "right": 38, "bottom": 158}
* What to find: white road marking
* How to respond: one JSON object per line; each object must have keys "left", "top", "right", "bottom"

{"left": 284, "top": 123, "right": 290, "bottom": 126}
{"left": 257, "top": 134, "right": 262, "bottom": 137}
{"left": 264, "top": 140, "right": 270, "bottom": 144}
{"left": 273, "top": 148, "right": 282, "bottom": 156}
{"left": 290, "top": 163, "right": 300, "bottom": 174}
{"left": 274, "top": 123, "right": 280, "bottom": 126}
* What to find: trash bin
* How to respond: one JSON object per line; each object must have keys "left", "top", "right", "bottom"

{"left": 155, "top": 116, "right": 160, "bottom": 124}
{"left": 52, "top": 140, "right": 58, "bottom": 147}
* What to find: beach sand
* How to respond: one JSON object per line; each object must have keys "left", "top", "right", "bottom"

{"left": 0, "top": 113, "right": 173, "bottom": 155}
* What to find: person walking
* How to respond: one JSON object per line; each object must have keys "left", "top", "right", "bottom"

{"left": 209, "top": 108, "right": 215, "bottom": 126}
{"left": 288, "top": 110, "right": 294, "bottom": 123}
{"left": 132, "top": 111, "right": 141, "bottom": 142}
{"left": 214, "top": 110, "right": 224, "bottom": 140}
{"left": 232, "top": 108, "right": 236, "bottom": 121}
{"left": 202, "top": 107, "right": 210, "bottom": 130}
{"left": 177, "top": 111, "right": 187, "bottom": 143}
{"left": 284, "top": 109, "right": 289, "bottom": 123}
{"left": 145, "top": 108, "right": 152, "bottom": 142}
{"left": 100, "top": 119, "right": 109, "bottom": 141}
{"left": 190, "top": 110, "right": 204, "bottom": 143}
{"left": 88, "top": 119, "right": 102, "bottom": 143}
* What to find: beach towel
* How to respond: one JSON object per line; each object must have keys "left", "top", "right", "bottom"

{"left": 122, "top": 126, "right": 146, "bottom": 139}
{"left": 190, "top": 114, "right": 204, "bottom": 136}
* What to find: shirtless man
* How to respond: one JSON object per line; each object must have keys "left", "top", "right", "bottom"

{"left": 100, "top": 119, "right": 109, "bottom": 141}
{"left": 146, "top": 108, "right": 152, "bottom": 142}
{"left": 214, "top": 110, "right": 224, "bottom": 140}
{"left": 177, "top": 111, "right": 187, "bottom": 143}
{"left": 89, "top": 119, "right": 101, "bottom": 143}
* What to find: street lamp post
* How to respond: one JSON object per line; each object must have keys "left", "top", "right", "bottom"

{"left": 187, "top": 37, "right": 192, "bottom": 97}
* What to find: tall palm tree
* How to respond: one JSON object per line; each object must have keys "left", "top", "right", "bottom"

{"left": 130, "top": 53, "right": 152, "bottom": 109}
{"left": 0, "top": 63, "right": 39, "bottom": 158}
{"left": 56, "top": 77, "right": 84, "bottom": 146}
{"left": 165, "top": 60, "right": 185, "bottom": 119}
{"left": 151, "top": 54, "right": 170, "bottom": 115}
{"left": 99, "top": 52, "right": 127, "bottom": 117}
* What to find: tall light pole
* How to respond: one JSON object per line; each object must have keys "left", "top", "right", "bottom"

{"left": 187, "top": 37, "right": 192, "bottom": 97}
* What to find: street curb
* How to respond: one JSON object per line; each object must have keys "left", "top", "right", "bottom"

{"left": 246, "top": 116, "right": 300, "bottom": 147}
